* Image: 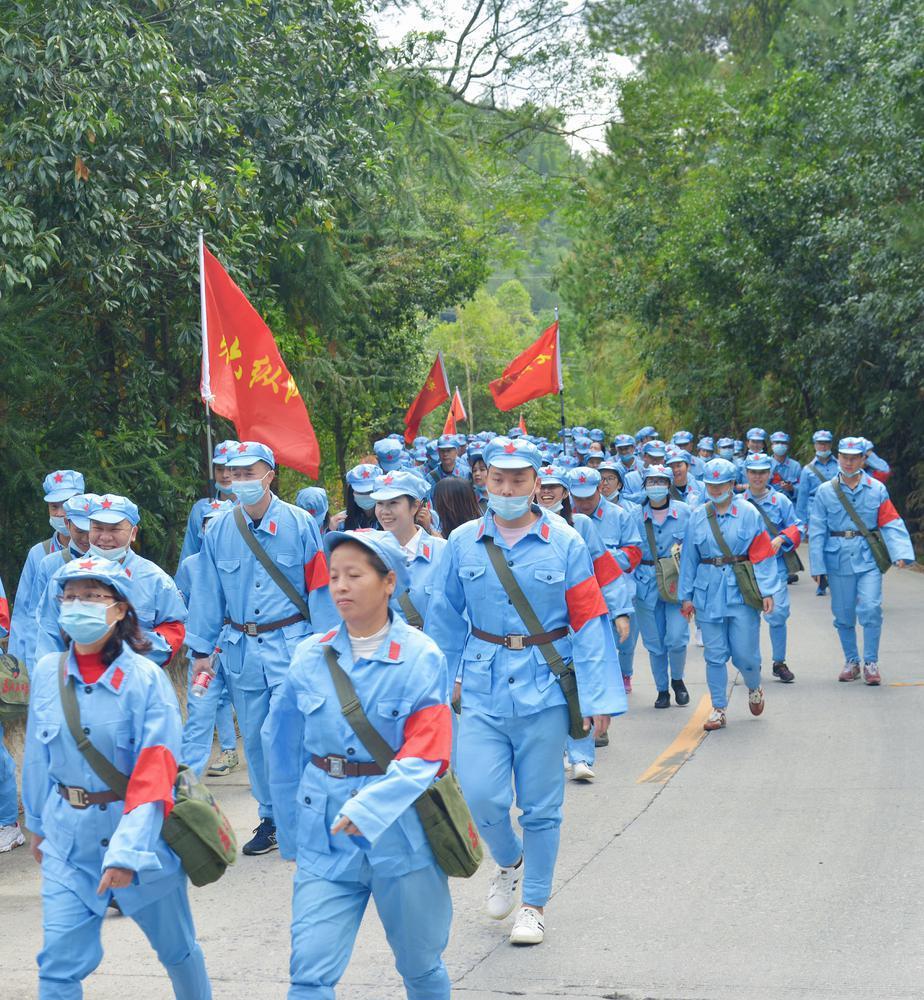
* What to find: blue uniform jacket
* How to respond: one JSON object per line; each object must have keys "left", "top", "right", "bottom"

{"left": 35, "top": 550, "right": 188, "bottom": 667}
{"left": 569, "top": 512, "right": 634, "bottom": 618}
{"left": 23, "top": 646, "right": 184, "bottom": 916}
{"left": 796, "top": 457, "right": 838, "bottom": 523}
{"left": 185, "top": 494, "right": 337, "bottom": 690}
{"left": 678, "top": 502, "right": 780, "bottom": 621}
{"left": 742, "top": 489, "right": 804, "bottom": 582}
{"left": 424, "top": 507, "right": 626, "bottom": 719}
{"left": 633, "top": 500, "right": 691, "bottom": 609}
{"left": 8, "top": 533, "right": 66, "bottom": 665}
{"left": 402, "top": 531, "right": 447, "bottom": 624}
{"left": 17, "top": 544, "right": 83, "bottom": 668}
{"left": 586, "top": 497, "right": 643, "bottom": 578}
{"left": 770, "top": 456, "right": 802, "bottom": 501}
{"left": 808, "top": 474, "right": 914, "bottom": 576}
{"left": 176, "top": 497, "right": 216, "bottom": 570}
{"left": 265, "top": 617, "right": 451, "bottom": 879}
{"left": 672, "top": 481, "right": 704, "bottom": 508}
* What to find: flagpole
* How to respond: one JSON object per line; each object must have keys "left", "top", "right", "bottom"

{"left": 555, "top": 305, "right": 568, "bottom": 454}
{"left": 198, "top": 229, "right": 214, "bottom": 486}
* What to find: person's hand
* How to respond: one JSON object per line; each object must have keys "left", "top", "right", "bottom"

{"left": 329, "top": 510, "right": 347, "bottom": 530}
{"left": 331, "top": 816, "right": 363, "bottom": 837}
{"left": 415, "top": 505, "right": 433, "bottom": 533}
{"left": 97, "top": 867, "right": 134, "bottom": 894}
{"left": 812, "top": 575, "right": 821, "bottom": 584}
{"left": 681, "top": 600, "right": 695, "bottom": 619}
{"left": 895, "top": 560, "right": 909, "bottom": 568}
{"left": 30, "top": 834, "right": 43, "bottom": 865}
{"left": 452, "top": 680, "right": 461, "bottom": 705}
{"left": 614, "top": 615, "right": 630, "bottom": 642}
{"left": 762, "top": 596, "right": 774, "bottom": 614}
{"left": 591, "top": 714, "right": 610, "bottom": 736}
{"left": 770, "top": 536, "right": 785, "bottom": 553}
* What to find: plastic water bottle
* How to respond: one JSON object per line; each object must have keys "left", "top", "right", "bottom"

{"left": 191, "top": 670, "right": 213, "bottom": 698}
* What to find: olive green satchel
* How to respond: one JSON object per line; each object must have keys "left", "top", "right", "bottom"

{"left": 704, "top": 504, "right": 765, "bottom": 611}
{"left": 322, "top": 646, "right": 483, "bottom": 878}
{"left": 643, "top": 519, "right": 681, "bottom": 604}
{"left": 57, "top": 655, "right": 237, "bottom": 886}
{"left": 753, "top": 503, "right": 804, "bottom": 577}
{"left": 831, "top": 480, "right": 893, "bottom": 574}
{"left": 0, "top": 653, "right": 29, "bottom": 719}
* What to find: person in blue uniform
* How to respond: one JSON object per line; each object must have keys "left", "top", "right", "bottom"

{"left": 23, "top": 557, "right": 212, "bottom": 998}
{"left": 425, "top": 438, "right": 625, "bottom": 946}
{"left": 265, "top": 530, "right": 453, "bottom": 999}
{"left": 741, "top": 454, "right": 803, "bottom": 683}
{"left": 695, "top": 437, "right": 715, "bottom": 480}
{"left": 296, "top": 487, "right": 330, "bottom": 535}
{"left": 330, "top": 464, "right": 383, "bottom": 531}
{"left": 665, "top": 450, "right": 703, "bottom": 507}
{"left": 534, "top": 466, "right": 632, "bottom": 777}
{"left": 633, "top": 465, "right": 692, "bottom": 708}
{"left": 8, "top": 470, "right": 85, "bottom": 668}
{"left": 796, "top": 430, "right": 837, "bottom": 596}
{"left": 428, "top": 435, "right": 468, "bottom": 485}
{"left": 372, "top": 438, "right": 405, "bottom": 473}
{"left": 808, "top": 437, "right": 915, "bottom": 685}
{"left": 0, "top": 574, "right": 24, "bottom": 855}
{"left": 34, "top": 495, "right": 188, "bottom": 669}
{"left": 371, "top": 470, "right": 446, "bottom": 625}
{"left": 612, "top": 434, "right": 640, "bottom": 476}
{"left": 176, "top": 500, "right": 240, "bottom": 779}
{"left": 768, "top": 432, "right": 801, "bottom": 511}
{"left": 744, "top": 428, "right": 767, "bottom": 456}
{"left": 862, "top": 439, "right": 892, "bottom": 484}
{"left": 678, "top": 458, "right": 779, "bottom": 731}
{"left": 176, "top": 440, "right": 239, "bottom": 567}
{"left": 468, "top": 448, "right": 489, "bottom": 512}
{"left": 186, "top": 442, "right": 337, "bottom": 855}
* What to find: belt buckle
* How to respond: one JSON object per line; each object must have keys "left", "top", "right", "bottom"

{"left": 244, "top": 622, "right": 259, "bottom": 637}
{"left": 66, "top": 786, "right": 88, "bottom": 809}
{"left": 505, "top": 634, "right": 526, "bottom": 651}
{"left": 327, "top": 755, "right": 347, "bottom": 778}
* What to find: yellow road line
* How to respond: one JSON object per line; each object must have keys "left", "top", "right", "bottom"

{"left": 636, "top": 694, "right": 712, "bottom": 784}
{"left": 888, "top": 682, "right": 924, "bottom": 687}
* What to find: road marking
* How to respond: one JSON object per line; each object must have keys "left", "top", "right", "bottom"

{"left": 636, "top": 694, "right": 712, "bottom": 784}
{"left": 888, "top": 682, "right": 924, "bottom": 687}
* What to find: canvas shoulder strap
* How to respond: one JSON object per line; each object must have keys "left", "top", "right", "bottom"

{"left": 752, "top": 500, "right": 780, "bottom": 538}
{"left": 61, "top": 548, "right": 74, "bottom": 565}
{"left": 322, "top": 645, "right": 395, "bottom": 770}
{"left": 56, "top": 654, "right": 129, "bottom": 798}
{"left": 233, "top": 505, "right": 311, "bottom": 623}
{"left": 705, "top": 503, "right": 737, "bottom": 560}
{"left": 42, "top": 538, "right": 53, "bottom": 556}
{"left": 397, "top": 591, "right": 424, "bottom": 629}
{"left": 643, "top": 517, "right": 660, "bottom": 558}
{"left": 812, "top": 459, "right": 832, "bottom": 482}
{"left": 481, "top": 535, "right": 568, "bottom": 677}
{"left": 669, "top": 485, "right": 682, "bottom": 501}
{"left": 831, "top": 479, "right": 876, "bottom": 541}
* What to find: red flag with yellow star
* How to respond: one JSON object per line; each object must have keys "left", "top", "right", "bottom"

{"left": 200, "top": 243, "right": 320, "bottom": 477}
{"left": 404, "top": 353, "right": 449, "bottom": 445}
{"left": 489, "top": 322, "right": 561, "bottom": 411}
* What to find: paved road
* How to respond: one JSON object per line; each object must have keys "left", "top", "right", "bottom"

{"left": 3, "top": 569, "right": 923, "bottom": 1000}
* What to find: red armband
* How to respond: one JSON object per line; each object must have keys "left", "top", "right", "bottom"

{"left": 566, "top": 576, "right": 609, "bottom": 632}
{"left": 124, "top": 746, "right": 178, "bottom": 819}
{"left": 152, "top": 621, "right": 185, "bottom": 663}
{"left": 0, "top": 596, "right": 8, "bottom": 634}
{"left": 592, "top": 550, "right": 622, "bottom": 587}
{"left": 780, "top": 524, "right": 801, "bottom": 548}
{"left": 748, "top": 531, "right": 775, "bottom": 563}
{"left": 877, "top": 499, "right": 900, "bottom": 527}
{"left": 395, "top": 704, "right": 452, "bottom": 776}
{"left": 304, "top": 550, "right": 330, "bottom": 591}
{"left": 621, "top": 545, "right": 643, "bottom": 571}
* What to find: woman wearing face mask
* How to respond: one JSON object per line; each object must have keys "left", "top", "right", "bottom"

{"left": 22, "top": 557, "right": 213, "bottom": 999}
{"left": 371, "top": 471, "right": 447, "bottom": 627}
{"left": 329, "top": 464, "right": 382, "bottom": 531}
{"left": 468, "top": 448, "right": 489, "bottom": 512}
{"left": 534, "top": 467, "right": 632, "bottom": 777}
{"left": 677, "top": 459, "right": 780, "bottom": 732}
{"left": 265, "top": 530, "right": 454, "bottom": 999}
{"left": 768, "top": 432, "right": 801, "bottom": 506}
{"left": 796, "top": 430, "right": 837, "bottom": 595}
{"left": 633, "top": 466, "right": 693, "bottom": 710}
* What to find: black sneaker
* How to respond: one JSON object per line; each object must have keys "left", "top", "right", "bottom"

{"left": 594, "top": 730, "right": 609, "bottom": 748}
{"left": 671, "top": 679, "right": 690, "bottom": 706}
{"left": 787, "top": 574, "right": 799, "bottom": 584}
{"left": 654, "top": 690, "right": 671, "bottom": 709}
{"left": 816, "top": 574, "right": 828, "bottom": 596}
{"left": 772, "top": 661, "right": 795, "bottom": 683}
{"left": 242, "top": 818, "right": 278, "bottom": 856}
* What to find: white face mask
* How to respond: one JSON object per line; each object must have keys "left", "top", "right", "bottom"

{"left": 88, "top": 542, "right": 130, "bottom": 562}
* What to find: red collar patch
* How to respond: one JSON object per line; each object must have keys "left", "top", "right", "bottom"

{"left": 267, "top": 520, "right": 277, "bottom": 536}
{"left": 388, "top": 641, "right": 401, "bottom": 661}
{"left": 422, "top": 544, "right": 431, "bottom": 559}
{"left": 111, "top": 667, "right": 125, "bottom": 691}
{"left": 540, "top": 522, "right": 550, "bottom": 540}
{"left": 320, "top": 629, "right": 337, "bottom": 643}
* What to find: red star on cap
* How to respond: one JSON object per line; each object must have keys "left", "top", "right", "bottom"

{"left": 712, "top": 470, "right": 720, "bottom": 478}
{"left": 53, "top": 472, "right": 64, "bottom": 483}
{"left": 383, "top": 474, "right": 394, "bottom": 484}
{"left": 210, "top": 501, "right": 222, "bottom": 509}
{"left": 578, "top": 474, "right": 587, "bottom": 483}
{"left": 78, "top": 559, "right": 96, "bottom": 569}
{"left": 237, "top": 443, "right": 248, "bottom": 453}
{"left": 503, "top": 443, "right": 517, "bottom": 454}
{"left": 361, "top": 469, "right": 371, "bottom": 478}
{"left": 218, "top": 445, "right": 227, "bottom": 455}
{"left": 101, "top": 498, "right": 113, "bottom": 509}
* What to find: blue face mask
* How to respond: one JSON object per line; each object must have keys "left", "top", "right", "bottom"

{"left": 49, "top": 515, "right": 69, "bottom": 535}
{"left": 718, "top": 448, "right": 733, "bottom": 459}
{"left": 710, "top": 489, "right": 733, "bottom": 505}
{"left": 88, "top": 542, "right": 130, "bottom": 563}
{"left": 488, "top": 492, "right": 532, "bottom": 520}
{"left": 231, "top": 475, "right": 267, "bottom": 506}
{"left": 815, "top": 449, "right": 831, "bottom": 460}
{"left": 353, "top": 493, "right": 377, "bottom": 511}
{"left": 645, "top": 485, "right": 670, "bottom": 503}
{"left": 215, "top": 483, "right": 235, "bottom": 496}
{"left": 59, "top": 600, "right": 115, "bottom": 644}
{"left": 620, "top": 453, "right": 634, "bottom": 466}
{"left": 772, "top": 443, "right": 788, "bottom": 457}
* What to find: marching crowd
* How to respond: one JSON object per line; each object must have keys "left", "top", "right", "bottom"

{"left": 0, "top": 422, "right": 915, "bottom": 999}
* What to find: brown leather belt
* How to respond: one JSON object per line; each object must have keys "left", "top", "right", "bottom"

{"left": 640, "top": 559, "right": 656, "bottom": 566}
{"left": 223, "top": 612, "right": 305, "bottom": 636}
{"left": 58, "top": 783, "right": 121, "bottom": 809}
{"left": 830, "top": 530, "right": 862, "bottom": 538}
{"left": 310, "top": 754, "right": 384, "bottom": 779}
{"left": 702, "top": 556, "right": 748, "bottom": 565}
{"left": 470, "top": 625, "right": 568, "bottom": 650}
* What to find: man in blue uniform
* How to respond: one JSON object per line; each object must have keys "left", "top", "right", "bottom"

{"left": 186, "top": 441, "right": 337, "bottom": 855}
{"left": 428, "top": 434, "right": 468, "bottom": 484}
{"left": 665, "top": 450, "right": 703, "bottom": 507}
{"left": 809, "top": 437, "right": 914, "bottom": 685}
{"left": 0, "top": 575, "right": 23, "bottom": 854}
{"left": 177, "top": 440, "right": 240, "bottom": 567}
{"left": 425, "top": 438, "right": 625, "bottom": 946}
{"left": 768, "top": 431, "right": 801, "bottom": 506}
{"left": 797, "top": 430, "right": 837, "bottom": 595}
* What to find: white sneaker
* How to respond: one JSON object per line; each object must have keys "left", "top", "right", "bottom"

{"left": 486, "top": 861, "right": 522, "bottom": 919}
{"left": 509, "top": 905, "right": 545, "bottom": 945}
{"left": 694, "top": 628, "right": 704, "bottom": 647}
{"left": 571, "top": 761, "right": 595, "bottom": 783}
{"left": 563, "top": 756, "right": 571, "bottom": 776}
{"left": 0, "top": 823, "right": 25, "bottom": 853}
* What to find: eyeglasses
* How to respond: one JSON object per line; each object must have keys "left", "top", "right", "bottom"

{"left": 56, "top": 594, "right": 117, "bottom": 605}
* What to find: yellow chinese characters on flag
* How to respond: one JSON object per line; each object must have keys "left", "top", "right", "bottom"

{"left": 201, "top": 245, "right": 320, "bottom": 477}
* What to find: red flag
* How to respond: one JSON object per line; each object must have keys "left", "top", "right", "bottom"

{"left": 200, "top": 243, "right": 320, "bottom": 477}
{"left": 518, "top": 414, "right": 528, "bottom": 435}
{"left": 489, "top": 322, "right": 562, "bottom": 411}
{"left": 404, "top": 353, "right": 449, "bottom": 445}
{"left": 443, "top": 387, "right": 466, "bottom": 435}
{"left": 442, "top": 409, "right": 456, "bottom": 436}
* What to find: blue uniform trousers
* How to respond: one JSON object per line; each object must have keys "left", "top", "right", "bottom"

{"left": 617, "top": 612, "right": 639, "bottom": 678}
{"left": 636, "top": 600, "right": 688, "bottom": 690}
{"left": 0, "top": 722, "right": 17, "bottom": 826}
{"left": 458, "top": 705, "right": 568, "bottom": 908}
{"left": 565, "top": 729, "right": 594, "bottom": 767}
{"left": 761, "top": 575, "right": 790, "bottom": 663}
{"left": 38, "top": 876, "right": 210, "bottom": 999}
{"left": 700, "top": 606, "right": 762, "bottom": 708}
{"left": 181, "top": 662, "right": 237, "bottom": 776}
{"left": 289, "top": 862, "right": 451, "bottom": 999}
{"left": 828, "top": 568, "right": 882, "bottom": 663}
{"left": 225, "top": 674, "right": 278, "bottom": 820}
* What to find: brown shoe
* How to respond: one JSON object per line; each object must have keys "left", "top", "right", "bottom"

{"left": 862, "top": 662, "right": 881, "bottom": 686}
{"left": 839, "top": 662, "right": 861, "bottom": 682}
{"left": 748, "top": 687, "right": 765, "bottom": 716}
{"left": 772, "top": 661, "right": 794, "bottom": 683}
{"left": 703, "top": 708, "right": 727, "bottom": 731}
